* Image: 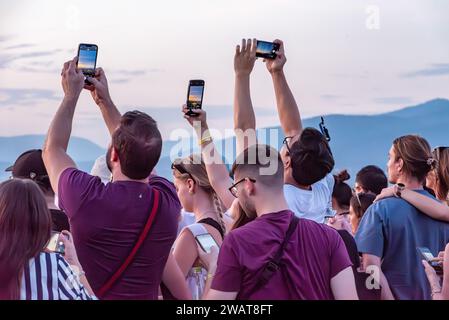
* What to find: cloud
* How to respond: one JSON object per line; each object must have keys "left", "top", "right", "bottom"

{"left": 108, "top": 68, "right": 163, "bottom": 84}
{"left": 0, "top": 49, "right": 62, "bottom": 69}
{"left": 320, "top": 94, "right": 341, "bottom": 100}
{"left": 401, "top": 63, "right": 449, "bottom": 78}
{"left": 0, "top": 88, "right": 61, "bottom": 107}
{"left": 4, "top": 43, "right": 36, "bottom": 50}
{"left": 373, "top": 97, "right": 413, "bottom": 105}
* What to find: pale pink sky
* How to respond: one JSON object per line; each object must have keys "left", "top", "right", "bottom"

{"left": 0, "top": 0, "right": 448, "bottom": 146}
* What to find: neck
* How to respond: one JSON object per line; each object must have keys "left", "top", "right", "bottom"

{"left": 396, "top": 176, "right": 423, "bottom": 190}
{"left": 112, "top": 170, "right": 149, "bottom": 184}
{"left": 255, "top": 191, "right": 290, "bottom": 217}
{"left": 284, "top": 172, "right": 311, "bottom": 190}
{"left": 192, "top": 193, "right": 217, "bottom": 222}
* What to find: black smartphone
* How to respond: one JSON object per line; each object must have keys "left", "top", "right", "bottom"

{"left": 77, "top": 43, "right": 98, "bottom": 80}
{"left": 186, "top": 79, "right": 205, "bottom": 117}
{"left": 417, "top": 247, "right": 443, "bottom": 275}
{"left": 46, "top": 232, "right": 65, "bottom": 255}
{"left": 256, "top": 40, "right": 280, "bottom": 59}
{"left": 195, "top": 233, "right": 218, "bottom": 253}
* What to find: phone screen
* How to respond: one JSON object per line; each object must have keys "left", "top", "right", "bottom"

{"left": 256, "top": 41, "right": 279, "bottom": 59}
{"left": 418, "top": 247, "right": 435, "bottom": 261}
{"left": 196, "top": 233, "right": 218, "bottom": 253}
{"left": 187, "top": 84, "right": 204, "bottom": 109}
{"left": 77, "top": 44, "right": 98, "bottom": 76}
{"left": 46, "top": 232, "right": 60, "bottom": 252}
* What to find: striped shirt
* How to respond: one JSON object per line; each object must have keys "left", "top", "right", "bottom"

{"left": 20, "top": 252, "right": 96, "bottom": 300}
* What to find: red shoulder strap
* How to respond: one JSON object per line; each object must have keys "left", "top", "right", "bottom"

{"left": 97, "top": 189, "right": 160, "bottom": 298}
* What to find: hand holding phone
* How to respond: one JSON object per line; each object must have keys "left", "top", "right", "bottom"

{"left": 46, "top": 232, "right": 65, "bottom": 254}
{"left": 186, "top": 80, "right": 205, "bottom": 117}
{"left": 418, "top": 247, "right": 443, "bottom": 275}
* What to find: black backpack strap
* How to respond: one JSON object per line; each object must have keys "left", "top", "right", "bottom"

{"left": 251, "top": 214, "right": 299, "bottom": 294}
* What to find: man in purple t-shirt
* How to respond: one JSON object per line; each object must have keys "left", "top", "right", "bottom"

{"left": 42, "top": 58, "right": 181, "bottom": 299}
{"left": 202, "top": 144, "right": 358, "bottom": 300}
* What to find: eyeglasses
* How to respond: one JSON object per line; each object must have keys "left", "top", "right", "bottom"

{"left": 319, "top": 117, "right": 331, "bottom": 142}
{"left": 282, "top": 136, "right": 294, "bottom": 153}
{"left": 228, "top": 177, "right": 256, "bottom": 198}
{"left": 171, "top": 161, "right": 195, "bottom": 181}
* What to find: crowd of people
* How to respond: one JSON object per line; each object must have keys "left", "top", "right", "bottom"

{"left": 1, "top": 39, "right": 448, "bottom": 300}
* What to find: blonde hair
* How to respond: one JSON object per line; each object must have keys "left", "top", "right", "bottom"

{"left": 172, "top": 154, "right": 226, "bottom": 235}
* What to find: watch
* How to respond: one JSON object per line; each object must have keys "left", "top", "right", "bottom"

{"left": 395, "top": 183, "right": 405, "bottom": 198}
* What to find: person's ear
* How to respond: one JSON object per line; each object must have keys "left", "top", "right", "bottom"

{"left": 397, "top": 158, "right": 404, "bottom": 173}
{"left": 245, "top": 179, "right": 255, "bottom": 196}
{"left": 187, "top": 179, "right": 195, "bottom": 194}
{"left": 283, "top": 155, "right": 291, "bottom": 169}
{"left": 111, "top": 147, "right": 119, "bottom": 163}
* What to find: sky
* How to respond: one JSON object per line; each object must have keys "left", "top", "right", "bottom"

{"left": 0, "top": 0, "right": 448, "bottom": 147}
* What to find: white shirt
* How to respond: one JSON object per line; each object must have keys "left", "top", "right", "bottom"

{"left": 284, "top": 173, "right": 335, "bottom": 223}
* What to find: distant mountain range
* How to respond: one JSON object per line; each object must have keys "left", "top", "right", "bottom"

{"left": 1, "top": 98, "right": 448, "bottom": 182}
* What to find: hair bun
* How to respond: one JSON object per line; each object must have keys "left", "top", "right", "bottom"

{"left": 335, "top": 169, "right": 350, "bottom": 183}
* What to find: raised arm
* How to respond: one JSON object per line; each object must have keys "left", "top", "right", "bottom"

{"left": 376, "top": 186, "right": 449, "bottom": 222}
{"left": 42, "top": 57, "right": 81, "bottom": 193}
{"left": 266, "top": 40, "right": 302, "bottom": 138}
{"left": 85, "top": 68, "right": 121, "bottom": 136}
{"left": 234, "top": 38, "right": 257, "bottom": 154}
{"left": 182, "top": 106, "right": 234, "bottom": 209}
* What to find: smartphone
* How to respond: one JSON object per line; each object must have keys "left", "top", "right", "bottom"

{"left": 46, "top": 232, "right": 65, "bottom": 254}
{"left": 417, "top": 247, "right": 443, "bottom": 275}
{"left": 195, "top": 233, "right": 218, "bottom": 253}
{"left": 256, "top": 40, "right": 280, "bottom": 59}
{"left": 77, "top": 43, "right": 98, "bottom": 79}
{"left": 186, "top": 80, "right": 205, "bottom": 117}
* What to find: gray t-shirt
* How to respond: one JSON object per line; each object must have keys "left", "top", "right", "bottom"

{"left": 355, "top": 190, "right": 449, "bottom": 300}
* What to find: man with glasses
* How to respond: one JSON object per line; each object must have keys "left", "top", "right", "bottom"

{"left": 201, "top": 144, "right": 358, "bottom": 300}
{"left": 233, "top": 38, "right": 335, "bottom": 223}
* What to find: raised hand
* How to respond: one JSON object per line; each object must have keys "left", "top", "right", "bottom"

{"left": 182, "top": 104, "right": 208, "bottom": 129}
{"left": 234, "top": 38, "right": 257, "bottom": 77}
{"left": 265, "top": 39, "right": 287, "bottom": 74}
{"left": 61, "top": 57, "right": 84, "bottom": 99}
{"left": 84, "top": 67, "right": 113, "bottom": 107}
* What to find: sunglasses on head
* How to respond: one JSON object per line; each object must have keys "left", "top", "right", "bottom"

{"left": 319, "top": 117, "right": 331, "bottom": 142}
{"left": 171, "top": 161, "right": 195, "bottom": 181}
{"left": 433, "top": 146, "right": 448, "bottom": 161}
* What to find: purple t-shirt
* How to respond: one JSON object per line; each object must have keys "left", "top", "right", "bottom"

{"left": 58, "top": 168, "right": 181, "bottom": 300}
{"left": 212, "top": 210, "right": 352, "bottom": 300}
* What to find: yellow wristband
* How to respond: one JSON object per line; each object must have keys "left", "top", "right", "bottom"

{"left": 199, "top": 135, "right": 212, "bottom": 146}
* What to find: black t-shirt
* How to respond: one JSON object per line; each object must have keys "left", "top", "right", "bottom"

{"left": 50, "top": 209, "right": 70, "bottom": 232}
{"left": 337, "top": 229, "right": 380, "bottom": 300}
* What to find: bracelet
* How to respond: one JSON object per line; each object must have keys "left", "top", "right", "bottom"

{"left": 206, "top": 272, "right": 214, "bottom": 280}
{"left": 394, "top": 183, "right": 405, "bottom": 198}
{"left": 199, "top": 135, "right": 212, "bottom": 146}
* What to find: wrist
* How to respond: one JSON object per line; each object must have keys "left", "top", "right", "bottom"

{"left": 98, "top": 97, "right": 114, "bottom": 109}
{"left": 270, "top": 69, "right": 285, "bottom": 77}
{"left": 63, "top": 93, "right": 80, "bottom": 103}
{"left": 394, "top": 183, "right": 406, "bottom": 198}
{"left": 235, "top": 72, "right": 251, "bottom": 79}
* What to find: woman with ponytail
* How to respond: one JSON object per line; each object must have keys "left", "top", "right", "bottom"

{"left": 170, "top": 154, "right": 226, "bottom": 299}
{"left": 375, "top": 146, "right": 449, "bottom": 221}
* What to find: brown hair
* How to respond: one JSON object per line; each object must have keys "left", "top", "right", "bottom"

{"left": 393, "top": 135, "right": 434, "bottom": 183}
{"left": 112, "top": 111, "right": 162, "bottom": 179}
{"left": 332, "top": 170, "right": 352, "bottom": 209}
{"left": 350, "top": 192, "right": 376, "bottom": 219}
{"left": 0, "top": 179, "right": 51, "bottom": 300}
{"left": 433, "top": 147, "right": 449, "bottom": 204}
{"left": 173, "top": 154, "right": 226, "bottom": 236}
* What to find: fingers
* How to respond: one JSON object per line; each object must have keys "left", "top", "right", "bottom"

{"left": 68, "top": 56, "right": 77, "bottom": 73}
{"left": 241, "top": 38, "right": 246, "bottom": 53}
{"left": 273, "top": 39, "right": 284, "bottom": 53}
{"left": 250, "top": 38, "right": 257, "bottom": 57}
{"left": 235, "top": 45, "right": 241, "bottom": 56}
